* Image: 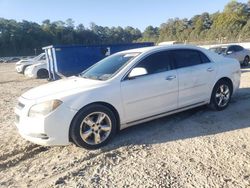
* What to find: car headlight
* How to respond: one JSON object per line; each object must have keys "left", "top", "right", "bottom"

{"left": 28, "top": 100, "right": 62, "bottom": 118}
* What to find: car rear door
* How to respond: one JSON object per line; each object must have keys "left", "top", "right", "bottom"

{"left": 172, "top": 49, "right": 217, "bottom": 108}
{"left": 121, "top": 50, "right": 178, "bottom": 123}
{"left": 234, "top": 45, "right": 245, "bottom": 63}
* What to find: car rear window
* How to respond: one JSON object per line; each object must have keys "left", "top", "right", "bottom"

{"left": 199, "top": 52, "right": 211, "bottom": 63}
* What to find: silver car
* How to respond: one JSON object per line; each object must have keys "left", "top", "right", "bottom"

{"left": 209, "top": 45, "right": 250, "bottom": 66}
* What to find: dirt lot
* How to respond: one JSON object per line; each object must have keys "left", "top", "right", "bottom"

{"left": 0, "top": 63, "right": 249, "bottom": 188}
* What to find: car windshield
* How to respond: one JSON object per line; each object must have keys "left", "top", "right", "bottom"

{"left": 80, "top": 52, "right": 140, "bottom": 80}
{"left": 33, "top": 53, "right": 45, "bottom": 61}
{"left": 209, "top": 47, "right": 227, "bottom": 54}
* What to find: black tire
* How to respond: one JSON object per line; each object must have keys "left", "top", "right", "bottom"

{"left": 209, "top": 80, "right": 232, "bottom": 111}
{"left": 70, "top": 104, "right": 117, "bottom": 149}
{"left": 37, "top": 69, "right": 49, "bottom": 79}
{"left": 243, "top": 56, "right": 249, "bottom": 66}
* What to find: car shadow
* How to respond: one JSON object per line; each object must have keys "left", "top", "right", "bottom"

{"left": 101, "top": 87, "right": 250, "bottom": 152}
{"left": 241, "top": 65, "right": 250, "bottom": 73}
{"left": 241, "top": 69, "right": 250, "bottom": 73}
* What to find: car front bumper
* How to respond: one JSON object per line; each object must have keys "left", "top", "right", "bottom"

{"left": 16, "top": 65, "right": 24, "bottom": 73}
{"left": 14, "top": 97, "right": 77, "bottom": 146}
{"left": 24, "top": 67, "right": 36, "bottom": 78}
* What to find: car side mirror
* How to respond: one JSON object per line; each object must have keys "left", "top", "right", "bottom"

{"left": 128, "top": 67, "right": 147, "bottom": 79}
{"left": 227, "top": 51, "right": 233, "bottom": 55}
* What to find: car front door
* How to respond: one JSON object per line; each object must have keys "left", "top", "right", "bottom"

{"left": 121, "top": 50, "right": 178, "bottom": 123}
{"left": 172, "top": 49, "right": 217, "bottom": 108}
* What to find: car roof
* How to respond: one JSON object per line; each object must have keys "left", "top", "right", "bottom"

{"left": 210, "top": 45, "right": 229, "bottom": 48}
{"left": 119, "top": 44, "right": 205, "bottom": 54}
{"left": 211, "top": 44, "right": 244, "bottom": 48}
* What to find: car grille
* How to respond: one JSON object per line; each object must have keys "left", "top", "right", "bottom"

{"left": 16, "top": 102, "right": 25, "bottom": 110}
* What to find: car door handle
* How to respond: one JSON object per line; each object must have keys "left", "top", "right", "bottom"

{"left": 207, "top": 67, "right": 214, "bottom": 72}
{"left": 166, "top": 75, "right": 176, "bottom": 81}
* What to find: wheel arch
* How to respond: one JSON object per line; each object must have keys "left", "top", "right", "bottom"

{"left": 217, "top": 77, "right": 233, "bottom": 90}
{"left": 22, "top": 64, "right": 30, "bottom": 74}
{"left": 68, "top": 101, "right": 121, "bottom": 142}
{"left": 244, "top": 55, "right": 249, "bottom": 64}
{"left": 210, "top": 77, "right": 234, "bottom": 101}
{"left": 37, "top": 68, "right": 48, "bottom": 73}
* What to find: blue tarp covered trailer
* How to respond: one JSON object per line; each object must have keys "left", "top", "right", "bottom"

{"left": 42, "top": 43, "right": 154, "bottom": 80}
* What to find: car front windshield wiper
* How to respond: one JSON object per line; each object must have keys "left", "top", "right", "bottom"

{"left": 80, "top": 74, "right": 105, "bottom": 81}
{"left": 98, "top": 74, "right": 112, "bottom": 80}
{"left": 81, "top": 75, "right": 97, "bottom": 80}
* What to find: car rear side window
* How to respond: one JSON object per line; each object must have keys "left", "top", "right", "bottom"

{"left": 234, "top": 45, "right": 244, "bottom": 52}
{"left": 228, "top": 46, "right": 235, "bottom": 52}
{"left": 173, "top": 49, "right": 206, "bottom": 68}
{"left": 134, "top": 51, "right": 172, "bottom": 75}
{"left": 199, "top": 52, "right": 211, "bottom": 63}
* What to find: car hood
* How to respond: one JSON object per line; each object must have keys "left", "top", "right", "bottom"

{"left": 16, "top": 59, "right": 33, "bottom": 65}
{"left": 29, "top": 62, "right": 47, "bottom": 68}
{"left": 34, "top": 62, "right": 46, "bottom": 66}
{"left": 22, "top": 76, "right": 104, "bottom": 100}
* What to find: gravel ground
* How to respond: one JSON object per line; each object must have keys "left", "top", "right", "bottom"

{"left": 0, "top": 63, "right": 249, "bottom": 188}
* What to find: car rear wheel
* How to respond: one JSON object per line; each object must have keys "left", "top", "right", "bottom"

{"left": 243, "top": 56, "right": 249, "bottom": 66}
{"left": 70, "top": 104, "right": 117, "bottom": 149}
{"left": 209, "top": 80, "right": 232, "bottom": 111}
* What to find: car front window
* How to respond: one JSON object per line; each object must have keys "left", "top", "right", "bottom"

{"left": 80, "top": 52, "right": 140, "bottom": 80}
{"left": 133, "top": 51, "right": 172, "bottom": 75}
{"left": 33, "top": 54, "right": 44, "bottom": 61}
{"left": 39, "top": 55, "right": 46, "bottom": 60}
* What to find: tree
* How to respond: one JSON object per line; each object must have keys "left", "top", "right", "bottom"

{"left": 240, "top": 20, "right": 250, "bottom": 40}
{"left": 65, "top": 18, "right": 75, "bottom": 29}
{"left": 139, "top": 26, "right": 159, "bottom": 42}
{"left": 1, "top": 1, "right": 250, "bottom": 57}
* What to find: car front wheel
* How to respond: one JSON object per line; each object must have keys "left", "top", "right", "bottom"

{"left": 70, "top": 104, "right": 117, "bottom": 149}
{"left": 37, "top": 69, "right": 49, "bottom": 79}
{"left": 243, "top": 56, "right": 249, "bottom": 66}
{"left": 209, "top": 80, "right": 232, "bottom": 111}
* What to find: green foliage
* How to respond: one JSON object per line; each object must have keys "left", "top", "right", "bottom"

{"left": 0, "top": 19, "right": 142, "bottom": 56}
{"left": 143, "top": 0, "right": 250, "bottom": 44}
{"left": 138, "top": 26, "right": 159, "bottom": 42}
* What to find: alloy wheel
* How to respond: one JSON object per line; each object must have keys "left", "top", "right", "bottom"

{"left": 244, "top": 56, "right": 249, "bottom": 66}
{"left": 80, "top": 112, "right": 112, "bottom": 145}
{"left": 215, "top": 84, "right": 230, "bottom": 108}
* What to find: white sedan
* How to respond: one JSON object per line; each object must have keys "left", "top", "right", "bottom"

{"left": 15, "top": 45, "right": 241, "bottom": 149}
{"left": 209, "top": 45, "right": 250, "bottom": 66}
{"left": 15, "top": 53, "right": 46, "bottom": 74}
{"left": 24, "top": 62, "right": 48, "bottom": 79}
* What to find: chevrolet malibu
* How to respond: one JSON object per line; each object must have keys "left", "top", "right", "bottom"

{"left": 15, "top": 45, "right": 241, "bottom": 149}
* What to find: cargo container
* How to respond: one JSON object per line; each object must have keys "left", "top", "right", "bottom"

{"left": 43, "top": 43, "right": 154, "bottom": 80}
